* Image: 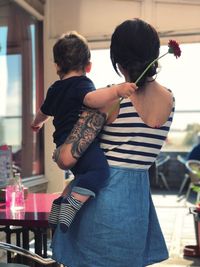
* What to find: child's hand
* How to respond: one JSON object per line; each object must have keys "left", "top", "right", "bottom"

{"left": 116, "top": 82, "right": 138, "bottom": 98}
{"left": 31, "top": 122, "right": 43, "bottom": 132}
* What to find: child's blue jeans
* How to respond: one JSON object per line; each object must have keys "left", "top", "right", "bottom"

{"left": 70, "top": 138, "right": 109, "bottom": 197}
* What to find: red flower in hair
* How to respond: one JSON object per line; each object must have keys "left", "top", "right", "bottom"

{"left": 135, "top": 39, "right": 181, "bottom": 84}
{"left": 168, "top": 40, "right": 181, "bottom": 58}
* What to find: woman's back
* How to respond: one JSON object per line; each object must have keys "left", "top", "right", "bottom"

{"left": 51, "top": 18, "right": 173, "bottom": 267}
{"left": 100, "top": 82, "right": 175, "bottom": 169}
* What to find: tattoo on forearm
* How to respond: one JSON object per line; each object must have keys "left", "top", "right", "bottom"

{"left": 64, "top": 108, "right": 107, "bottom": 159}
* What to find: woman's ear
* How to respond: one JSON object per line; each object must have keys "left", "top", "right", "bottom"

{"left": 85, "top": 62, "right": 92, "bottom": 73}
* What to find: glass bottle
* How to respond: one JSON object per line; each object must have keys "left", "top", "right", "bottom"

{"left": 6, "top": 173, "right": 24, "bottom": 210}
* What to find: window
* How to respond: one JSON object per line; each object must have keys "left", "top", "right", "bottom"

{"left": 88, "top": 43, "right": 200, "bottom": 152}
{"left": 157, "top": 43, "right": 200, "bottom": 151}
{"left": 0, "top": 1, "right": 44, "bottom": 178}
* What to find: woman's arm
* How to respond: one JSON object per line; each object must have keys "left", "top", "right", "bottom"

{"left": 31, "top": 109, "right": 50, "bottom": 132}
{"left": 54, "top": 82, "right": 137, "bottom": 170}
{"left": 84, "top": 82, "right": 137, "bottom": 109}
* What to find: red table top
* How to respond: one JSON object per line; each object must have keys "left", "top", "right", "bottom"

{"left": 0, "top": 193, "right": 59, "bottom": 228}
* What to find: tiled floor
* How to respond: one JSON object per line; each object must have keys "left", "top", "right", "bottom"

{"left": 151, "top": 190, "right": 200, "bottom": 266}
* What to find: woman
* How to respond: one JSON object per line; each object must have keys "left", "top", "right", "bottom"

{"left": 51, "top": 18, "right": 175, "bottom": 267}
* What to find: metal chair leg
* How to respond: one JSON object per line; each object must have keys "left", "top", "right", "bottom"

{"left": 178, "top": 174, "right": 189, "bottom": 196}
{"left": 185, "top": 182, "right": 192, "bottom": 204}
{"left": 158, "top": 172, "right": 170, "bottom": 190}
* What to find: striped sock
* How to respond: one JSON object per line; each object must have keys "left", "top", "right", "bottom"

{"left": 48, "top": 196, "right": 63, "bottom": 229}
{"left": 59, "top": 195, "right": 83, "bottom": 232}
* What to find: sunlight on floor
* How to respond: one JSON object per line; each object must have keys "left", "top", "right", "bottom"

{"left": 152, "top": 190, "right": 200, "bottom": 266}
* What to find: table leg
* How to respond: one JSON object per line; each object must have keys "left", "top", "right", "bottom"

{"left": 1, "top": 226, "right": 24, "bottom": 263}
{"left": 42, "top": 229, "right": 48, "bottom": 258}
{"left": 5, "top": 226, "right": 11, "bottom": 262}
{"left": 30, "top": 227, "right": 48, "bottom": 267}
{"left": 34, "top": 228, "right": 43, "bottom": 256}
{"left": 22, "top": 228, "right": 30, "bottom": 250}
{"left": 16, "top": 228, "right": 22, "bottom": 263}
{"left": 21, "top": 227, "right": 30, "bottom": 266}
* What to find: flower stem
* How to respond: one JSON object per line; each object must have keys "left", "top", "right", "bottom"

{"left": 113, "top": 51, "right": 169, "bottom": 108}
{"left": 135, "top": 51, "right": 169, "bottom": 85}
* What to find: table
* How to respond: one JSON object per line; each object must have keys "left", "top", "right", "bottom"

{"left": 0, "top": 193, "right": 59, "bottom": 264}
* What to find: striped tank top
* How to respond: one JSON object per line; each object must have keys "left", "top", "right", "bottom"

{"left": 100, "top": 94, "right": 175, "bottom": 169}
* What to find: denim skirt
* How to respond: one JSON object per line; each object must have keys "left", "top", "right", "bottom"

{"left": 51, "top": 166, "right": 168, "bottom": 267}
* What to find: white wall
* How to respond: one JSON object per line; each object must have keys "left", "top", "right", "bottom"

{"left": 43, "top": 0, "right": 200, "bottom": 192}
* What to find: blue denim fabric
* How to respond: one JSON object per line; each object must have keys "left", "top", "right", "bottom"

{"left": 51, "top": 166, "right": 168, "bottom": 267}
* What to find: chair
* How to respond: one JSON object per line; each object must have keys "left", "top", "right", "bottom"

{"left": 155, "top": 155, "right": 170, "bottom": 190}
{"left": 177, "top": 155, "right": 190, "bottom": 196}
{"left": 0, "top": 241, "right": 56, "bottom": 267}
{"left": 185, "top": 160, "right": 200, "bottom": 203}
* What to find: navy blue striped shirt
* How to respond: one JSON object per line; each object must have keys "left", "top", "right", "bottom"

{"left": 100, "top": 95, "right": 175, "bottom": 169}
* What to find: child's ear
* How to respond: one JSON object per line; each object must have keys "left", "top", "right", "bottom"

{"left": 85, "top": 62, "right": 92, "bottom": 73}
{"left": 55, "top": 63, "right": 60, "bottom": 71}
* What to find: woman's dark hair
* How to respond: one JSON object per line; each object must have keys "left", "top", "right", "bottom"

{"left": 53, "top": 31, "right": 91, "bottom": 76}
{"left": 110, "top": 18, "right": 160, "bottom": 87}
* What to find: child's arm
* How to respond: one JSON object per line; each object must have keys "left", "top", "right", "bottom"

{"left": 83, "top": 82, "right": 137, "bottom": 109}
{"left": 31, "top": 109, "right": 50, "bottom": 132}
{"left": 54, "top": 82, "right": 137, "bottom": 170}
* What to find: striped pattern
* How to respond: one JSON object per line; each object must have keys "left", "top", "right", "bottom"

{"left": 67, "top": 195, "right": 83, "bottom": 210}
{"left": 100, "top": 96, "right": 175, "bottom": 169}
{"left": 59, "top": 204, "right": 77, "bottom": 229}
{"left": 59, "top": 195, "right": 83, "bottom": 232}
{"left": 48, "top": 196, "right": 63, "bottom": 229}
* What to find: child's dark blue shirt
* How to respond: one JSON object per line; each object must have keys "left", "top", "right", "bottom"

{"left": 40, "top": 76, "right": 95, "bottom": 147}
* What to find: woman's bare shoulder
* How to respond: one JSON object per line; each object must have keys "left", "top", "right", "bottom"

{"left": 130, "top": 81, "right": 174, "bottom": 128}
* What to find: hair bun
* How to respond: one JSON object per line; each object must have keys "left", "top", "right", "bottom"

{"left": 125, "top": 60, "right": 157, "bottom": 86}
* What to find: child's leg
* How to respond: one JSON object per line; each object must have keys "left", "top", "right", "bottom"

{"left": 71, "top": 140, "right": 110, "bottom": 192}
{"left": 59, "top": 140, "right": 110, "bottom": 232}
{"left": 50, "top": 109, "right": 107, "bottom": 229}
{"left": 48, "top": 196, "right": 63, "bottom": 229}
{"left": 48, "top": 181, "right": 71, "bottom": 229}
{"left": 59, "top": 192, "right": 90, "bottom": 232}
